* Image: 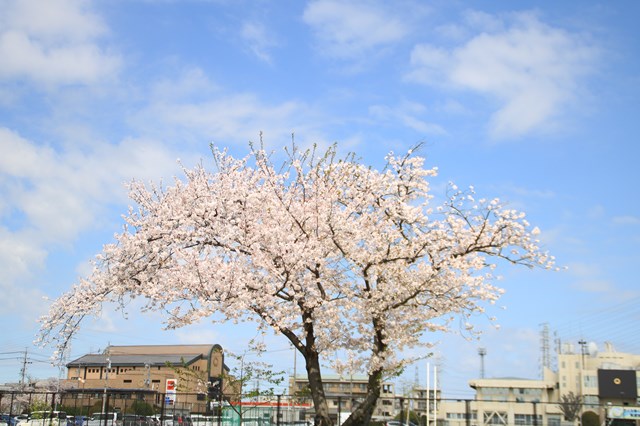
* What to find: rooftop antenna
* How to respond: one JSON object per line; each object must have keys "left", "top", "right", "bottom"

{"left": 478, "top": 348, "right": 487, "bottom": 379}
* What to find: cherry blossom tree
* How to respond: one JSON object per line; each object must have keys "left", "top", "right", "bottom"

{"left": 39, "top": 143, "right": 555, "bottom": 426}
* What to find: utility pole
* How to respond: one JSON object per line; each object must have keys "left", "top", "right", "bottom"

{"left": 101, "top": 347, "right": 112, "bottom": 415}
{"left": 145, "top": 363, "right": 151, "bottom": 388}
{"left": 19, "top": 348, "right": 31, "bottom": 388}
{"left": 578, "top": 340, "right": 587, "bottom": 401}
{"left": 578, "top": 340, "right": 587, "bottom": 366}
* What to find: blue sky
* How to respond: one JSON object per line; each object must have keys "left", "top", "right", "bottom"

{"left": 1, "top": 0, "right": 639, "bottom": 399}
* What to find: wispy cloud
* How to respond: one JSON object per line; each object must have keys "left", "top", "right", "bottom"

{"left": 612, "top": 215, "right": 640, "bottom": 226}
{"left": 302, "top": 0, "right": 410, "bottom": 62}
{"left": 407, "top": 11, "right": 598, "bottom": 139}
{"left": 566, "top": 262, "right": 615, "bottom": 293}
{"left": 241, "top": 20, "right": 278, "bottom": 64}
{"left": 369, "top": 101, "right": 446, "bottom": 135}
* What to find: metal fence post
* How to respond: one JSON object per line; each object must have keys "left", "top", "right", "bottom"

{"left": 276, "top": 395, "right": 281, "bottom": 426}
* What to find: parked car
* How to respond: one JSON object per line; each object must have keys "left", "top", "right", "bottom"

{"left": 158, "top": 415, "right": 190, "bottom": 426}
{"left": 385, "top": 421, "right": 418, "bottom": 426}
{"left": 14, "top": 415, "right": 29, "bottom": 426}
{"left": 0, "top": 414, "right": 18, "bottom": 426}
{"left": 121, "top": 415, "right": 148, "bottom": 426}
{"left": 86, "top": 413, "right": 120, "bottom": 426}
{"left": 69, "top": 416, "right": 89, "bottom": 426}
{"left": 187, "top": 416, "right": 212, "bottom": 426}
{"left": 24, "top": 412, "right": 67, "bottom": 426}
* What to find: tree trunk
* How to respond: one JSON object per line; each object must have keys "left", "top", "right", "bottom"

{"left": 341, "top": 369, "right": 383, "bottom": 426}
{"left": 293, "top": 309, "right": 333, "bottom": 426}
{"left": 304, "top": 347, "right": 333, "bottom": 426}
{"left": 342, "top": 316, "right": 387, "bottom": 426}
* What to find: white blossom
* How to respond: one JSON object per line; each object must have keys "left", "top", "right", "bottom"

{"left": 37, "top": 144, "right": 555, "bottom": 421}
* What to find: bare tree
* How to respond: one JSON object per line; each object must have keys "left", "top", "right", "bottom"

{"left": 559, "top": 391, "right": 582, "bottom": 422}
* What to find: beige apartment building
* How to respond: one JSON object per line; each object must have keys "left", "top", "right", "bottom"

{"left": 440, "top": 341, "right": 640, "bottom": 426}
{"left": 62, "top": 344, "right": 229, "bottom": 414}
{"left": 289, "top": 374, "right": 397, "bottom": 423}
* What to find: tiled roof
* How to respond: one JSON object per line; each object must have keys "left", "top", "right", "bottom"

{"left": 66, "top": 353, "right": 202, "bottom": 367}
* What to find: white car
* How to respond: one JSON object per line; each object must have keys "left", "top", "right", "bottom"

{"left": 23, "top": 412, "right": 67, "bottom": 426}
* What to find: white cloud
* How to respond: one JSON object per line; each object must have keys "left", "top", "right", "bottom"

{"left": 241, "top": 21, "right": 278, "bottom": 64}
{"left": 0, "top": 126, "right": 187, "bottom": 327}
{"left": 0, "top": 0, "right": 121, "bottom": 86}
{"left": 369, "top": 101, "right": 446, "bottom": 135}
{"left": 133, "top": 92, "right": 309, "bottom": 147}
{"left": 566, "top": 262, "right": 614, "bottom": 293}
{"left": 0, "top": 128, "right": 184, "bottom": 242}
{"left": 150, "top": 68, "right": 219, "bottom": 102}
{"left": 612, "top": 215, "right": 640, "bottom": 226}
{"left": 407, "top": 12, "right": 598, "bottom": 139}
{"left": 1, "top": 0, "right": 107, "bottom": 41}
{"left": 303, "top": 0, "right": 409, "bottom": 60}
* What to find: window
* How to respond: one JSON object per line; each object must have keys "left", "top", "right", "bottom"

{"left": 547, "top": 415, "right": 561, "bottom": 426}
{"left": 515, "top": 414, "right": 542, "bottom": 425}
{"left": 584, "top": 395, "right": 599, "bottom": 407}
{"left": 447, "top": 413, "right": 476, "bottom": 420}
{"left": 124, "top": 380, "right": 132, "bottom": 383}
{"left": 515, "top": 388, "right": 542, "bottom": 402}
{"left": 583, "top": 375, "right": 597, "bottom": 388}
{"left": 484, "top": 412, "right": 507, "bottom": 425}
{"left": 481, "top": 387, "right": 509, "bottom": 401}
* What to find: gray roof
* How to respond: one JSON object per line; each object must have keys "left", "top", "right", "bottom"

{"left": 67, "top": 353, "right": 202, "bottom": 367}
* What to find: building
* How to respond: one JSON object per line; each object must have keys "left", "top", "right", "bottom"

{"left": 439, "top": 373, "right": 560, "bottom": 426}
{"left": 61, "top": 344, "right": 230, "bottom": 415}
{"left": 289, "top": 374, "right": 396, "bottom": 424}
{"left": 406, "top": 387, "right": 442, "bottom": 425}
{"left": 439, "top": 341, "right": 640, "bottom": 426}
{"left": 556, "top": 341, "right": 640, "bottom": 424}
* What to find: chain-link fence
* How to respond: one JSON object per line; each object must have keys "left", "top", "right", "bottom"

{"left": 0, "top": 390, "right": 313, "bottom": 426}
{"left": 0, "top": 391, "right": 635, "bottom": 426}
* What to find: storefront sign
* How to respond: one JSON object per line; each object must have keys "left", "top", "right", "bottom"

{"left": 608, "top": 406, "right": 640, "bottom": 419}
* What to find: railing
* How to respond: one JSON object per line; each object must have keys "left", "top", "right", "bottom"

{"left": 0, "top": 390, "right": 632, "bottom": 426}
